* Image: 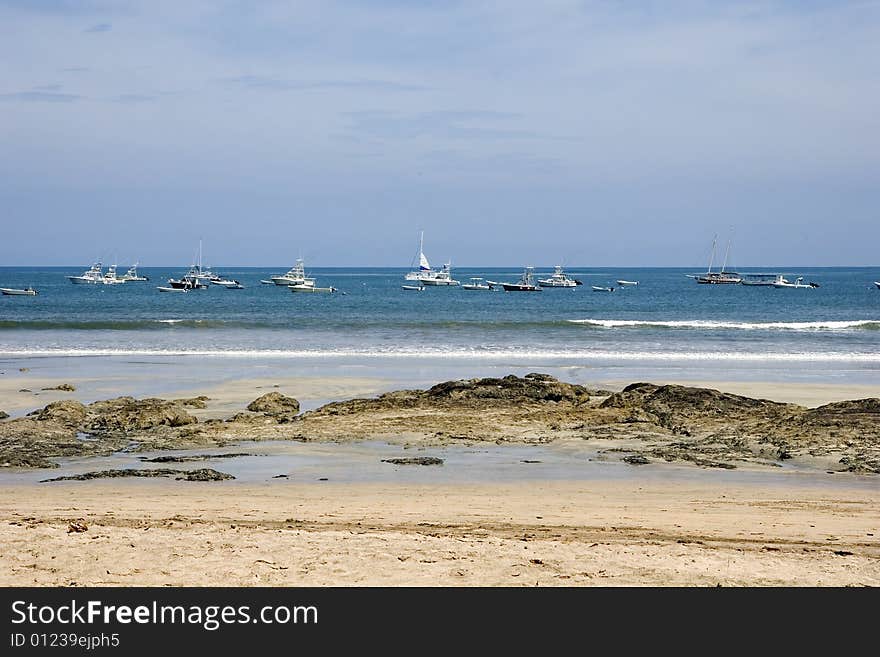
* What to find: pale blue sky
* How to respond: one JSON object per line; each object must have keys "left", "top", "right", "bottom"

{"left": 1, "top": 0, "right": 878, "bottom": 266}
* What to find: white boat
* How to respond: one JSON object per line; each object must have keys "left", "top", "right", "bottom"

{"left": 592, "top": 285, "right": 615, "bottom": 292}
{"left": 1, "top": 287, "right": 38, "bottom": 296}
{"left": 616, "top": 279, "right": 639, "bottom": 286}
{"left": 773, "top": 276, "right": 815, "bottom": 289}
{"left": 741, "top": 273, "right": 786, "bottom": 287}
{"left": 157, "top": 286, "right": 188, "bottom": 293}
{"left": 271, "top": 259, "right": 316, "bottom": 287}
{"left": 462, "top": 277, "right": 491, "bottom": 291}
{"left": 213, "top": 279, "right": 244, "bottom": 289}
{"left": 102, "top": 264, "right": 125, "bottom": 285}
{"left": 290, "top": 284, "right": 336, "bottom": 293}
{"left": 402, "top": 284, "right": 424, "bottom": 291}
{"left": 260, "top": 279, "right": 274, "bottom": 285}
{"left": 694, "top": 234, "right": 741, "bottom": 284}
{"left": 420, "top": 262, "right": 460, "bottom": 286}
{"left": 67, "top": 262, "right": 106, "bottom": 284}
{"left": 874, "top": 282, "right": 880, "bottom": 289}
{"left": 166, "top": 242, "right": 213, "bottom": 289}
{"left": 404, "top": 232, "right": 460, "bottom": 286}
{"left": 538, "top": 265, "right": 578, "bottom": 288}
{"left": 119, "top": 263, "right": 149, "bottom": 281}
{"left": 501, "top": 267, "right": 541, "bottom": 292}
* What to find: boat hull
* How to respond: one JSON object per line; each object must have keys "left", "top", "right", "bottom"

{"left": 1, "top": 288, "right": 37, "bottom": 296}
{"left": 502, "top": 284, "right": 540, "bottom": 291}
{"left": 290, "top": 285, "right": 335, "bottom": 293}
{"left": 538, "top": 280, "right": 576, "bottom": 288}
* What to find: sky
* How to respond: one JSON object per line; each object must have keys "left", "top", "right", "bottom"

{"left": 1, "top": 0, "right": 878, "bottom": 267}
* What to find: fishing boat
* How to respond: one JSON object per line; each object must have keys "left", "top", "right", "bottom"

{"left": 591, "top": 285, "right": 615, "bottom": 292}
{"left": 741, "top": 273, "right": 786, "bottom": 287}
{"left": 538, "top": 265, "right": 577, "bottom": 288}
{"left": 67, "top": 262, "right": 106, "bottom": 285}
{"left": 1, "top": 286, "right": 38, "bottom": 296}
{"left": 402, "top": 284, "right": 424, "bottom": 291}
{"left": 119, "top": 263, "right": 149, "bottom": 282}
{"left": 616, "top": 279, "right": 639, "bottom": 286}
{"left": 462, "top": 277, "right": 491, "bottom": 290}
{"left": 101, "top": 264, "right": 125, "bottom": 285}
{"left": 167, "top": 242, "right": 212, "bottom": 289}
{"left": 271, "top": 259, "right": 316, "bottom": 287}
{"left": 501, "top": 267, "right": 541, "bottom": 292}
{"left": 289, "top": 283, "right": 336, "bottom": 293}
{"left": 695, "top": 234, "right": 741, "bottom": 284}
{"left": 213, "top": 279, "right": 244, "bottom": 289}
{"left": 773, "top": 276, "right": 815, "bottom": 289}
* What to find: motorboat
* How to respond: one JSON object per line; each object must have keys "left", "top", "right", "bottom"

{"left": 67, "top": 262, "right": 106, "bottom": 284}
{"left": 874, "top": 281, "right": 880, "bottom": 289}
{"left": 271, "top": 259, "right": 316, "bottom": 287}
{"left": 538, "top": 265, "right": 577, "bottom": 288}
{"left": 213, "top": 279, "right": 244, "bottom": 289}
{"left": 157, "top": 286, "right": 188, "bottom": 293}
{"left": 592, "top": 285, "right": 615, "bottom": 292}
{"left": 462, "top": 277, "right": 491, "bottom": 290}
{"left": 741, "top": 273, "right": 786, "bottom": 287}
{"left": 119, "top": 263, "right": 149, "bottom": 281}
{"left": 616, "top": 280, "right": 639, "bottom": 286}
{"left": 402, "top": 284, "right": 424, "bottom": 291}
{"left": 260, "top": 279, "right": 274, "bottom": 285}
{"left": 420, "top": 262, "right": 460, "bottom": 286}
{"left": 773, "top": 276, "right": 814, "bottom": 289}
{"left": 1, "top": 287, "right": 38, "bottom": 296}
{"left": 501, "top": 267, "right": 541, "bottom": 292}
{"left": 102, "top": 264, "right": 125, "bottom": 285}
{"left": 167, "top": 266, "right": 209, "bottom": 290}
{"left": 694, "top": 233, "right": 741, "bottom": 284}
{"left": 289, "top": 284, "right": 337, "bottom": 293}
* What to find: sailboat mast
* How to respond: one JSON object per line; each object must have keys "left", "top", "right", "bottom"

{"left": 721, "top": 234, "right": 732, "bottom": 273}
{"left": 707, "top": 235, "right": 717, "bottom": 274}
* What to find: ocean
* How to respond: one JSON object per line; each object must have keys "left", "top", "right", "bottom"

{"left": 1, "top": 266, "right": 878, "bottom": 388}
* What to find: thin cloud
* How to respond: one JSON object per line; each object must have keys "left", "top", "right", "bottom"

{"left": 111, "top": 93, "right": 155, "bottom": 103}
{"left": 344, "top": 110, "right": 538, "bottom": 140}
{"left": 60, "top": 67, "right": 89, "bottom": 73}
{"left": 84, "top": 22, "right": 111, "bottom": 33}
{"left": 0, "top": 91, "right": 80, "bottom": 102}
{"left": 225, "top": 75, "right": 424, "bottom": 92}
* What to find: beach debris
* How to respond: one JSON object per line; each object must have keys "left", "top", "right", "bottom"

{"left": 272, "top": 474, "right": 289, "bottom": 478}
{"left": 18, "top": 388, "right": 32, "bottom": 393}
{"left": 42, "top": 383, "right": 76, "bottom": 392}
{"left": 67, "top": 520, "right": 88, "bottom": 533}
{"left": 520, "top": 459, "right": 542, "bottom": 464}
{"left": 381, "top": 457, "right": 444, "bottom": 466}
{"left": 833, "top": 550, "right": 854, "bottom": 556}
{"left": 40, "top": 468, "right": 234, "bottom": 482}
{"left": 19, "top": 368, "right": 29, "bottom": 372}
{"left": 138, "top": 452, "right": 251, "bottom": 463}
{"left": 622, "top": 454, "right": 650, "bottom": 465}
{"left": 247, "top": 392, "right": 300, "bottom": 416}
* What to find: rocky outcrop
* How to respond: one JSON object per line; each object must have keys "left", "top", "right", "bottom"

{"left": 29, "top": 400, "right": 87, "bottom": 428}
{"left": 40, "top": 468, "right": 234, "bottom": 482}
{"left": 41, "top": 383, "right": 76, "bottom": 392}
{"left": 381, "top": 457, "right": 444, "bottom": 466}
{"left": 0, "top": 411, "right": 8, "bottom": 420}
{"left": 247, "top": 392, "right": 300, "bottom": 416}
{"left": 85, "top": 397, "right": 197, "bottom": 432}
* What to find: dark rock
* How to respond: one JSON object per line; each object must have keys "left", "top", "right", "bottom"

{"left": 67, "top": 521, "right": 88, "bottom": 533}
{"left": 0, "top": 411, "right": 8, "bottom": 420}
{"left": 41, "top": 467, "right": 234, "bottom": 482}
{"left": 138, "top": 452, "right": 251, "bottom": 463}
{"left": 247, "top": 392, "right": 300, "bottom": 415}
{"left": 381, "top": 457, "right": 444, "bottom": 466}
{"left": 623, "top": 454, "right": 650, "bottom": 465}
{"left": 41, "top": 383, "right": 76, "bottom": 392}
{"left": 18, "top": 389, "right": 31, "bottom": 393}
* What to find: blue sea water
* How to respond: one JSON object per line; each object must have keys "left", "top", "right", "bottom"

{"left": 0, "top": 265, "right": 878, "bottom": 385}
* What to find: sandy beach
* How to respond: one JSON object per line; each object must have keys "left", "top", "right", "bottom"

{"left": 1, "top": 479, "right": 877, "bottom": 586}
{"left": 1, "top": 369, "right": 878, "bottom": 586}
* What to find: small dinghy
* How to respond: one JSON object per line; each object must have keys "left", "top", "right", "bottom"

{"left": 402, "top": 284, "right": 424, "bottom": 291}
{"left": 591, "top": 285, "right": 615, "bottom": 292}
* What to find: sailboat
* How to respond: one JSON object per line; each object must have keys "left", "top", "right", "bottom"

{"left": 404, "top": 232, "right": 459, "bottom": 286}
{"left": 695, "top": 234, "right": 741, "bottom": 284}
